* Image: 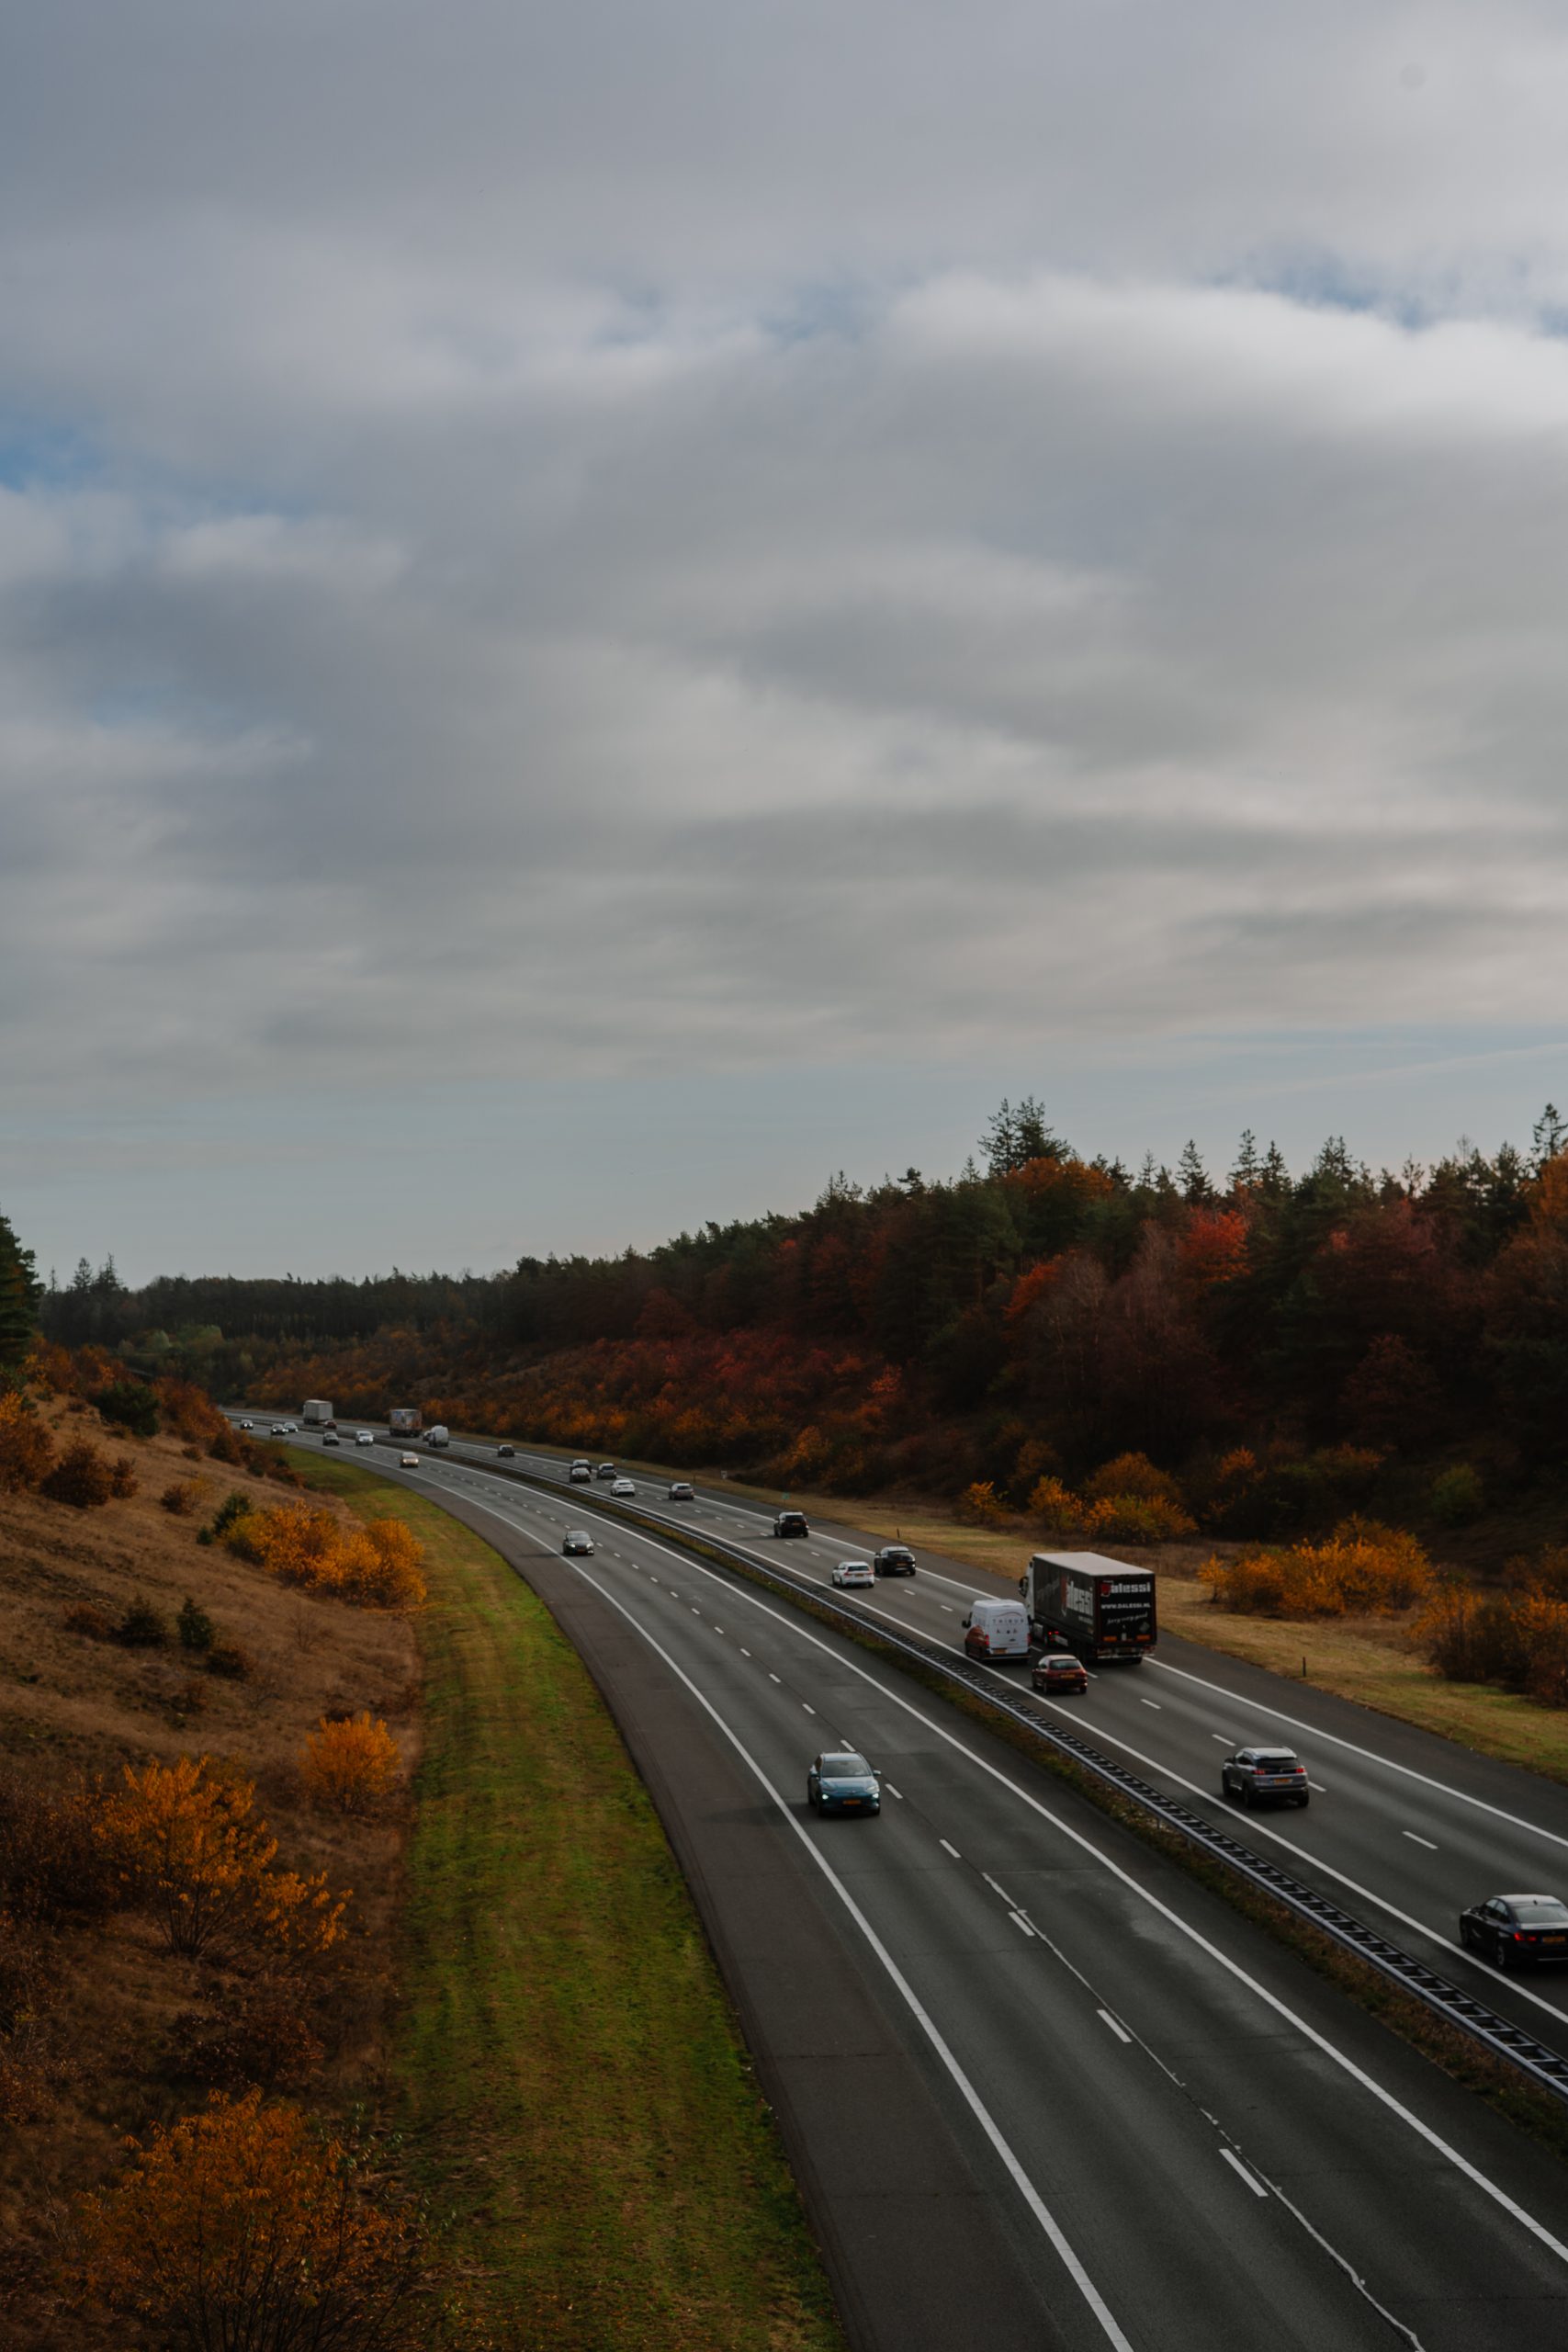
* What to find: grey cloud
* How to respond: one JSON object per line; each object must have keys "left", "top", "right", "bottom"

{"left": 6, "top": 8, "right": 1568, "bottom": 1126}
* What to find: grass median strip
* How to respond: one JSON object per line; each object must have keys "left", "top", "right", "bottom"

{"left": 293, "top": 1451, "right": 847, "bottom": 2352}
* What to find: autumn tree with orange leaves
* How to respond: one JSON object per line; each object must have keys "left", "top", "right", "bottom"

{"left": 100, "top": 1757, "right": 346, "bottom": 1960}
{"left": 73, "top": 2089, "right": 434, "bottom": 2352}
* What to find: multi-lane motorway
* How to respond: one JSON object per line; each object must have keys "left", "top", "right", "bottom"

{"left": 253, "top": 1417, "right": 1568, "bottom": 2348}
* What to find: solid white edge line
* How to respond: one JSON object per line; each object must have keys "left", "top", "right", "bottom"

{"left": 1219, "top": 2147, "right": 1268, "bottom": 2199}
{"left": 560, "top": 1557, "right": 1136, "bottom": 2352}
{"left": 1010, "top": 1689, "right": 1568, "bottom": 2033}
{"left": 394, "top": 1460, "right": 1568, "bottom": 2267}
{"left": 1147, "top": 1655, "right": 1568, "bottom": 1856}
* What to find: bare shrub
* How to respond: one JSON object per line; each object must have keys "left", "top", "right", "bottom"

{"left": 63, "top": 1601, "right": 112, "bottom": 1640}
{"left": 170, "top": 1979, "right": 325, "bottom": 2092}
{"left": 39, "top": 1441, "right": 116, "bottom": 1509}
{"left": 161, "top": 1479, "right": 204, "bottom": 1517}
{"left": 0, "top": 1775, "right": 118, "bottom": 1925}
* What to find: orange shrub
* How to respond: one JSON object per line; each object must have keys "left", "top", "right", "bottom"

{"left": 226, "top": 1504, "right": 426, "bottom": 1611}
{"left": 73, "top": 2089, "right": 431, "bottom": 2350}
{"left": 1083, "top": 1452, "right": 1179, "bottom": 1505}
{"left": 958, "top": 1480, "right": 1009, "bottom": 1526}
{"left": 1202, "top": 1519, "right": 1432, "bottom": 1618}
{"left": 0, "top": 1394, "right": 54, "bottom": 1493}
{"left": 98, "top": 1757, "right": 345, "bottom": 1961}
{"left": 338, "top": 1518, "right": 427, "bottom": 1610}
{"left": 299, "top": 1714, "right": 402, "bottom": 1815}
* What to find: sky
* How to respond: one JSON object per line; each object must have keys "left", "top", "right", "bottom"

{"left": 6, "top": 1, "right": 1568, "bottom": 1283}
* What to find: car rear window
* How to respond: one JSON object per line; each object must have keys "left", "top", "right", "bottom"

{"left": 1511, "top": 1898, "right": 1568, "bottom": 1923}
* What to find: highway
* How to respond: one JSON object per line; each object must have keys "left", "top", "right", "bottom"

{"left": 359, "top": 1422, "right": 1568, "bottom": 2062}
{"left": 258, "top": 1418, "right": 1568, "bottom": 2348}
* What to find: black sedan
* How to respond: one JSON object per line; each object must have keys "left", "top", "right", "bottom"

{"left": 1460, "top": 1894, "right": 1568, "bottom": 1969}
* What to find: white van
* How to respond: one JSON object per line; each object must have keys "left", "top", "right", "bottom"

{"left": 962, "top": 1597, "right": 1031, "bottom": 1662}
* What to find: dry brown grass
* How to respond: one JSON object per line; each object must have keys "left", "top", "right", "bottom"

{"left": 0, "top": 1400, "right": 420, "bottom": 2347}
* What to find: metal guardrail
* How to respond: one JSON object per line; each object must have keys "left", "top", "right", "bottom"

{"left": 381, "top": 1437, "right": 1568, "bottom": 2111}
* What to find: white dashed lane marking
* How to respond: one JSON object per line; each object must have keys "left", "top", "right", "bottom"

{"left": 1097, "top": 2009, "right": 1132, "bottom": 2044}
{"left": 939, "top": 1838, "right": 961, "bottom": 1859}
{"left": 1403, "top": 1831, "right": 1438, "bottom": 1851}
{"left": 1220, "top": 2149, "right": 1269, "bottom": 2199}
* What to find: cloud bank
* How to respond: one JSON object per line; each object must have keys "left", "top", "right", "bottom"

{"left": 5, "top": 0, "right": 1568, "bottom": 1126}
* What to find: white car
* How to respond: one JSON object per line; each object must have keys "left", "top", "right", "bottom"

{"left": 399, "top": 1452, "right": 421, "bottom": 1468}
{"left": 355, "top": 1430, "right": 376, "bottom": 1447}
{"left": 611, "top": 1477, "right": 637, "bottom": 1498}
{"left": 321, "top": 1431, "right": 340, "bottom": 1446}
{"left": 831, "top": 1560, "right": 876, "bottom": 1589}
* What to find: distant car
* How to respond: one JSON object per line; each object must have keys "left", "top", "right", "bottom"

{"left": 774, "top": 1510, "right": 809, "bottom": 1539}
{"left": 831, "top": 1559, "right": 875, "bottom": 1589}
{"left": 323, "top": 1420, "right": 337, "bottom": 1430}
{"left": 269, "top": 1422, "right": 288, "bottom": 1436}
{"left": 807, "top": 1752, "right": 880, "bottom": 1815}
{"left": 238, "top": 1419, "right": 254, "bottom": 1430}
{"left": 569, "top": 1464, "right": 592, "bottom": 1483}
{"left": 283, "top": 1422, "right": 299, "bottom": 1433}
{"left": 1221, "top": 1747, "right": 1310, "bottom": 1809}
{"left": 667, "top": 1482, "right": 694, "bottom": 1501}
{"left": 321, "top": 1431, "right": 340, "bottom": 1447}
{"left": 1032, "top": 1651, "right": 1089, "bottom": 1695}
{"left": 497, "top": 1443, "right": 515, "bottom": 1458}
{"left": 873, "top": 1545, "right": 916, "bottom": 1577}
{"left": 1460, "top": 1894, "right": 1568, "bottom": 1969}
{"left": 611, "top": 1477, "right": 637, "bottom": 1498}
{"left": 563, "top": 1531, "right": 595, "bottom": 1555}
{"left": 355, "top": 1430, "right": 375, "bottom": 1447}
{"left": 399, "top": 1452, "right": 421, "bottom": 1468}
{"left": 596, "top": 1464, "right": 617, "bottom": 1480}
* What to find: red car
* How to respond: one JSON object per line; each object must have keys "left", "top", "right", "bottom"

{"left": 1032, "top": 1651, "right": 1089, "bottom": 1695}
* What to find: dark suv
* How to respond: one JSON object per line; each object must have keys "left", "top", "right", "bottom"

{"left": 873, "top": 1545, "right": 916, "bottom": 1577}
{"left": 774, "top": 1510, "right": 809, "bottom": 1539}
{"left": 1221, "top": 1747, "right": 1310, "bottom": 1809}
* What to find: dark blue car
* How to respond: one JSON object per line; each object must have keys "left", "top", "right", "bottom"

{"left": 807, "top": 1752, "right": 881, "bottom": 1816}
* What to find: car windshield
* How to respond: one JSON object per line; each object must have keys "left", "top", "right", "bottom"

{"left": 821, "top": 1755, "right": 872, "bottom": 1779}
{"left": 1509, "top": 1898, "right": 1568, "bottom": 1923}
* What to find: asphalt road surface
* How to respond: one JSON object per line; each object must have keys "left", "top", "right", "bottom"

{"left": 260, "top": 1419, "right": 1568, "bottom": 2351}
{"left": 328, "top": 1419, "right": 1568, "bottom": 2062}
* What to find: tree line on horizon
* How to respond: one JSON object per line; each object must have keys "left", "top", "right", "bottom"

{"left": 27, "top": 1100, "right": 1568, "bottom": 1536}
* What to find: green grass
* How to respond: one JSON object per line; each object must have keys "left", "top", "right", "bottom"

{"left": 291, "top": 1451, "right": 847, "bottom": 2352}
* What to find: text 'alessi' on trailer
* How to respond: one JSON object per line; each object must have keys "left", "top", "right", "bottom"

{"left": 1019, "top": 1552, "right": 1157, "bottom": 1665}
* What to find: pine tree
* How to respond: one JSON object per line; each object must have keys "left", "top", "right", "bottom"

{"left": 1230, "top": 1130, "right": 1261, "bottom": 1189}
{"left": 0, "top": 1212, "right": 39, "bottom": 1373}
{"left": 1177, "top": 1141, "right": 1213, "bottom": 1204}
{"left": 1532, "top": 1103, "right": 1566, "bottom": 1170}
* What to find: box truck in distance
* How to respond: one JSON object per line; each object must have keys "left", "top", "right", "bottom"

{"left": 1020, "top": 1552, "right": 1156, "bottom": 1664}
{"left": 388, "top": 1407, "right": 423, "bottom": 1442}
{"left": 302, "top": 1400, "right": 333, "bottom": 1427}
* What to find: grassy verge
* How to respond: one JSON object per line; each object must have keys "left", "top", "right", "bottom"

{"left": 292, "top": 1451, "right": 846, "bottom": 2352}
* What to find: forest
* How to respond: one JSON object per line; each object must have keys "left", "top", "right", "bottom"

{"left": 34, "top": 1100, "right": 1568, "bottom": 1555}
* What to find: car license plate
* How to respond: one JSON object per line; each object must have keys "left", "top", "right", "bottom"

{"left": 1542, "top": 1934, "right": 1565, "bottom": 1945}
{"left": 842, "top": 1799, "right": 861, "bottom": 1807}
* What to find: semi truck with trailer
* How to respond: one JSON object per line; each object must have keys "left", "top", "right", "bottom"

{"left": 1020, "top": 1552, "right": 1156, "bottom": 1664}
{"left": 302, "top": 1399, "right": 333, "bottom": 1427}
{"left": 388, "top": 1407, "right": 423, "bottom": 1442}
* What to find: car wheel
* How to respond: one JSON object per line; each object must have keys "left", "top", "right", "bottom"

{"left": 1494, "top": 1932, "right": 1510, "bottom": 1970}
{"left": 1242, "top": 1783, "right": 1257, "bottom": 1810}
{"left": 1460, "top": 1919, "right": 1474, "bottom": 1951}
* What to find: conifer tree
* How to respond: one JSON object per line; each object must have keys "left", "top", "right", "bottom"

{"left": 0, "top": 1211, "right": 39, "bottom": 1374}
